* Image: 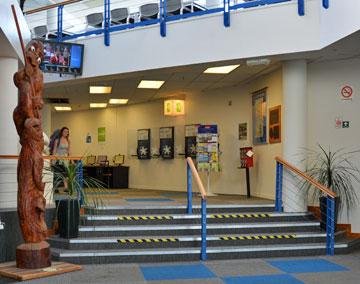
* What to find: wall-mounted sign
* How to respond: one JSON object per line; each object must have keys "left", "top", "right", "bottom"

{"left": 185, "top": 124, "right": 199, "bottom": 158}
{"left": 341, "top": 85, "right": 353, "bottom": 100}
{"left": 86, "top": 133, "right": 92, "bottom": 143}
{"left": 164, "top": 100, "right": 185, "bottom": 116}
{"left": 238, "top": 122, "right": 247, "bottom": 141}
{"left": 159, "top": 127, "right": 174, "bottom": 159}
{"left": 252, "top": 88, "right": 267, "bottom": 144}
{"left": 137, "top": 129, "right": 151, "bottom": 159}
{"left": 342, "top": 121, "right": 350, "bottom": 128}
{"left": 269, "top": 105, "right": 281, "bottom": 144}
{"left": 98, "top": 127, "right": 106, "bottom": 142}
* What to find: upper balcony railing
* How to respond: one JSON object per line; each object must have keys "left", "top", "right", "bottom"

{"left": 24, "top": 0, "right": 330, "bottom": 47}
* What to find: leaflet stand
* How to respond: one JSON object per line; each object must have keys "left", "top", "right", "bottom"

{"left": 239, "top": 147, "right": 254, "bottom": 198}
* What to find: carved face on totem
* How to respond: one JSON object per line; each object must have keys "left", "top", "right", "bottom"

{"left": 26, "top": 40, "right": 44, "bottom": 68}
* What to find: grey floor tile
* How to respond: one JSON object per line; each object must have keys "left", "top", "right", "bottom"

{"left": 295, "top": 271, "right": 360, "bottom": 284}
{"left": 320, "top": 255, "right": 360, "bottom": 271}
{"left": 205, "top": 259, "right": 281, "bottom": 277}
{"left": 148, "top": 279, "right": 224, "bottom": 284}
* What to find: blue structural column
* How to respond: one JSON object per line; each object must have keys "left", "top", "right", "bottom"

{"left": 298, "top": 0, "right": 304, "bottom": 16}
{"left": 187, "top": 163, "right": 192, "bottom": 214}
{"left": 201, "top": 198, "right": 207, "bottom": 261}
{"left": 275, "top": 162, "right": 283, "bottom": 212}
{"left": 326, "top": 196, "right": 335, "bottom": 256}
{"left": 160, "top": 0, "right": 167, "bottom": 37}
{"left": 323, "top": 0, "right": 329, "bottom": 9}
{"left": 57, "top": 5, "right": 64, "bottom": 41}
{"left": 223, "top": 0, "right": 230, "bottom": 27}
{"left": 104, "top": 0, "right": 110, "bottom": 46}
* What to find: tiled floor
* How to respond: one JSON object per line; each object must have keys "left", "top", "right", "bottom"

{"left": 1, "top": 251, "right": 359, "bottom": 283}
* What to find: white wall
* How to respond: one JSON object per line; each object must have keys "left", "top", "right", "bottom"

{"left": 308, "top": 58, "right": 360, "bottom": 232}
{"left": 52, "top": 68, "right": 283, "bottom": 199}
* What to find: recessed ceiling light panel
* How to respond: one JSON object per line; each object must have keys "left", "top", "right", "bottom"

{"left": 109, "top": 99, "right": 129, "bottom": 104}
{"left": 204, "top": 64, "right": 240, "bottom": 74}
{"left": 54, "top": 106, "right": 72, "bottom": 111}
{"left": 137, "top": 80, "right": 165, "bottom": 89}
{"left": 89, "top": 86, "right": 112, "bottom": 94}
{"left": 90, "top": 103, "right": 107, "bottom": 108}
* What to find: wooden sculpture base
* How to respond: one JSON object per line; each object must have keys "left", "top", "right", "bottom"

{"left": 16, "top": 241, "right": 51, "bottom": 269}
{"left": 0, "top": 261, "right": 82, "bottom": 281}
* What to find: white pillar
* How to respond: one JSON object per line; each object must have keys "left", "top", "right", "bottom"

{"left": 282, "top": 60, "right": 307, "bottom": 212}
{"left": 47, "top": 8, "right": 58, "bottom": 33}
{"left": 0, "top": 57, "right": 19, "bottom": 209}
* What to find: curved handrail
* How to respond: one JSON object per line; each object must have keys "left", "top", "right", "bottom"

{"left": 24, "top": 0, "right": 82, "bottom": 15}
{"left": 0, "top": 155, "right": 82, "bottom": 161}
{"left": 275, "top": 156, "right": 336, "bottom": 198}
{"left": 186, "top": 157, "right": 206, "bottom": 199}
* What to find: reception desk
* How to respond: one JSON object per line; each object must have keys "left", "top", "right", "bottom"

{"left": 83, "top": 165, "right": 129, "bottom": 189}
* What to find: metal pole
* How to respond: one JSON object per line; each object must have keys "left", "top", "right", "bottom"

{"left": 245, "top": 167, "right": 251, "bottom": 198}
{"left": 326, "top": 196, "right": 335, "bottom": 255}
{"left": 187, "top": 162, "right": 192, "bottom": 214}
{"left": 104, "top": 0, "right": 110, "bottom": 46}
{"left": 275, "top": 162, "right": 283, "bottom": 212}
{"left": 201, "top": 198, "right": 207, "bottom": 260}
{"left": 223, "top": 0, "right": 230, "bottom": 27}
{"left": 160, "top": 0, "right": 167, "bottom": 37}
{"left": 323, "top": 0, "right": 329, "bottom": 9}
{"left": 57, "top": 5, "right": 64, "bottom": 41}
{"left": 77, "top": 160, "right": 84, "bottom": 205}
{"left": 298, "top": 0, "right": 305, "bottom": 16}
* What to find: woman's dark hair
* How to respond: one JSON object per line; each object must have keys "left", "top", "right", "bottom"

{"left": 59, "top": 127, "right": 69, "bottom": 141}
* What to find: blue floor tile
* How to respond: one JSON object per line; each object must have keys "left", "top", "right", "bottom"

{"left": 268, "top": 259, "right": 349, "bottom": 274}
{"left": 125, "top": 198, "right": 175, "bottom": 202}
{"left": 223, "top": 274, "right": 304, "bottom": 284}
{"left": 141, "top": 264, "right": 216, "bottom": 281}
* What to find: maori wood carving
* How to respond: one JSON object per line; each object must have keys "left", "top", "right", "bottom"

{"left": 13, "top": 40, "right": 47, "bottom": 243}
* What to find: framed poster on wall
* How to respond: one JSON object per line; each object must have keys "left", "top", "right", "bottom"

{"left": 252, "top": 88, "right": 267, "bottom": 144}
{"left": 159, "top": 127, "right": 174, "bottom": 159}
{"left": 269, "top": 105, "right": 281, "bottom": 144}
{"left": 185, "top": 124, "right": 199, "bottom": 158}
{"left": 137, "top": 129, "right": 151, "bottom": 160}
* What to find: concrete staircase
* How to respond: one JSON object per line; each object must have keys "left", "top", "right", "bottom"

{"left": 49, "top": 204, "right": 359, "bottom": 264}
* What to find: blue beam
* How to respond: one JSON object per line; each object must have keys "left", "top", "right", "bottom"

{"left": 57, "top": 5, "right": 64, "bottom": 42}
{"left": 223, "top": 0, "right": 230, "bottom": 27}
{"left": 323, "top": 0, "right": 329, "bottom": 9}
{"left": 298, "top": 0, "right": 304, "bottom": 16}
{"left": 104, "top": 0, "right": 110, "bottom": 46}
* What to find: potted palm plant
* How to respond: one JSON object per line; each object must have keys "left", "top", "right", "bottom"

{"left": 301, "top": 144, "right": 359, "bottom": 230}
{"left": 52, "top": 159, "right": 105, "bottom": 238}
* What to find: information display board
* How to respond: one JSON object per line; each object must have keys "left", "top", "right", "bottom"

{"left": 185, "top": 124, "right": 199, "bottom": 158}
{"left": 240, "top": 147, "right": 254, "bottom": 168}
{"left": 159, "top": 127, "right": 174, "bottom": 159}
{"left": 196, "top": 125, "right": 220, "bottom": 171}
{"left": 137, "top": 129, "right": 151, "bottom": 160}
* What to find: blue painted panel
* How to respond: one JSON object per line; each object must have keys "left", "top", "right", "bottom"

{"left": 125, "top": 198, "right": 175, "bottom": 202}
{"left": 223, "top": 274, "right": 304, "bottom": 284}
{"left": 141, "top": 264, "right": 216, "bottom": 281}
{"left": 268, "top": 259, "right": 348, "bottom": 273}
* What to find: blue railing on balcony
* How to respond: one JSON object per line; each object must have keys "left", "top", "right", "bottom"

{"left": 186, "top": 157, "right": 207, "bottom": 261}
{"left": 26, "top": 0, "right": 331, "bottom": 46}
{"left": 274, "top": 156, "right": 336, "bottom": 256}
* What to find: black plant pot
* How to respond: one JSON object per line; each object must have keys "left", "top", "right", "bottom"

{"left": 319, "top": 196, "right": 340, "bottom": 231}
{"left": 57, "top": 198, "right": 80, "bottom": 239}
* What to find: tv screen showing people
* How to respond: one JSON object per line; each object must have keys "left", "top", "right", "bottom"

{"left": 41, "top": 41, "right": 84, "bottom": 75}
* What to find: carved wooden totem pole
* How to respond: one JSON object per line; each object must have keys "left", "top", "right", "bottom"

{"left": 13, "top": 37, "right": 51, "bottom": 268}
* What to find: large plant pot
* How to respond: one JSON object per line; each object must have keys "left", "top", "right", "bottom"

{"left": 319, "top": 196, "right": 340, "bottom": 231}
{"left": 57, "top": 198, "right": 80, "bottom": 239}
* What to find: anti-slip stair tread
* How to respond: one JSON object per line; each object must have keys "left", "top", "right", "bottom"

{"left": 51, "top": 242, "right": 349, "bottom": 257}
{"left": 79, "top": 221, "right": 320, "bottom": 231}
{"left": 84, "top": 204, "right": 275, "bottom": 210}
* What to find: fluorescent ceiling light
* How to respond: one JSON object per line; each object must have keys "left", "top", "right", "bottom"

{"left": 137, "top": 80, "right": 165, "bottom": 89}
{"left": 54, "top": 106, "right": 72, "bottom": 111}
{"left": 204, "top": 64, "right": 240, "bottom": 74}
{"left": 90, "top": 103, "right": 107, "bottom": 108}
{"left": 109, "top": 99, "right": 129, "bottom": 104}
{"left": 246, "top": 58, "right": 271, "bottom": 66}
{"left": 89, "top": 86, "right": 112, "bottom": 94}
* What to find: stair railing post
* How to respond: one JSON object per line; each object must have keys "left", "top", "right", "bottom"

{"left": 201, "top": 197, "right": 207, "bottom": 260}
{"left": 104, "top": 0, "right": 110, "bottom": 46}
{"left": 187, "top": 162, "right": 192, "bottom": 214}
{"left": 326, "top": 196, "right": 335, "bottom": 255}
{"left": 160, "top": 0, "right": 167, "bottom": 37}
{"left": 57, "top": 5, "right": 64, "bottom": 41}
{"left": 275, "top": 161, "right": 283, "bottom": 212}
{"left": 77, "top": 159, "right": 84, "bottom": 205}
{"left": 223, "top": 0, "right": 230, "bottom": 27}
{"left": 298, "top": 0, "right": 305, "bottom": 16}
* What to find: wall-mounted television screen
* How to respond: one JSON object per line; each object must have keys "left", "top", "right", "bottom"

{"left": 40, "top": 40, "right": 84, "bottom": 75}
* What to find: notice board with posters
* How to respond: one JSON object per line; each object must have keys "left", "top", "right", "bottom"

{"left": 196, "top": 125, "right": 220, "bottom": 172}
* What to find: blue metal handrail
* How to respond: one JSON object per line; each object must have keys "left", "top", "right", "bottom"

{"left": 186, "top": 157, "right": 207, "bottom": 261}
{"left": 27, "top": 0, "right": 331, "bottom": 45}
{"left": 274, "top": 156, "right": 336, "bottom": 256}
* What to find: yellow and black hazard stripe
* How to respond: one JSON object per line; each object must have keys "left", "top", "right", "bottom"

{"left": 220, "top": 234, "right": 296, "bottom": 241}
{"left": 117, "top": 238, "right": 179, "bottom": 244}
{"left": 210, "top": 213, "right": 271, "bottom": 219}
{"left": 117, "top": 215, "right": 173, "bottom": 221}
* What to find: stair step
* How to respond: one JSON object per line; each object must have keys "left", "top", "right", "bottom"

{"left": 51, "top": 242, "right": 351, "bottom": 264}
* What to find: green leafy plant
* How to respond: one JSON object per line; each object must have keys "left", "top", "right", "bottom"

{"left": 300, "top": 144, "right": 359, "bottom": 217}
